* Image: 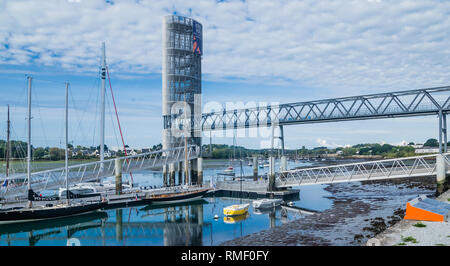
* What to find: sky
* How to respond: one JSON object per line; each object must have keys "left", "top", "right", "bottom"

{"left": 0, "top": 0, "right": 449, "bottom": 150}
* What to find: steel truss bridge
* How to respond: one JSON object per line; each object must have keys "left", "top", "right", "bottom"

{"left": 0, "top": 145, "right": 199, "bottom": 201}
{"left": 201, "top": 86, "right": 450, "bottom": 131}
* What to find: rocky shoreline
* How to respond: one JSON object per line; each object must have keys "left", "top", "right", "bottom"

{"left": 220, "top": 176, "right": 437, "bottom": 246}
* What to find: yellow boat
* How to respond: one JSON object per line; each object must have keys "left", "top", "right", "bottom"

{"left": 223, "top": 203, "right": 250, "bottom": 216}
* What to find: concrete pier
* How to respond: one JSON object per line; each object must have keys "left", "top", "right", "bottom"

{"left": 268, "top": 156, "right": 276, "bottom": 191}
{"left": 169, "top": 163, "right": 175, "bottom": 186}
{"left": 197, "top": 157, "right": 203, "bottom": 186}
{"left": 115, "top": 158, "right": 122, "bottom": 195}
{"left": 253, "top": 156, "right": 258, "bottom": 181}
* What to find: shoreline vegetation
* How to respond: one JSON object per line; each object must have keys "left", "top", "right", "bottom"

{"left": 0, "top": 138, "right": 446, "bottom": 163}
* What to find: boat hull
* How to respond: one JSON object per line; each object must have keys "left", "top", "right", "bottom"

{"left": 223, "top": 204, "right": 250, "bottom": 216}
{"left": 252, "top": 199, "right": 283, "bottom": 209}
{"left": 0, "top": 202, "right": 107, "bottom": 225}
{"left": 143, "top": 189, "right": 209, "bottom": 206}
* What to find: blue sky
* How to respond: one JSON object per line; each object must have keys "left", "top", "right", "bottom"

{"left": 0, "top": 0, "right": 449, "bottom": 150}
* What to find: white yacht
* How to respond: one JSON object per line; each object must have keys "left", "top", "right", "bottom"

{"left": 252, "top": 198, "right": 283, "bottom": 209}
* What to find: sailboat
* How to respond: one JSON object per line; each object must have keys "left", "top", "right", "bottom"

{"left": 0, "top": 78, "right": 106, "bottom": 225}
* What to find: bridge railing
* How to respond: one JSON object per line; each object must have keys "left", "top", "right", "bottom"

{"left": 276, "top": 153, "right": 450, "bottom": 187}
{"left": 0, "top": 145, "right": 200, "bottom": 201}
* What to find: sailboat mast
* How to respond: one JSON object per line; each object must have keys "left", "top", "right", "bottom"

{"left": 6, "top": 105, "right": 10, "bottom": 177}
{"left": 65, "top": 82, "right": 70, "bottom": 205}
{"left": 100, "top": 42, "right": 106, "bottom": 170}
{"left": 184, "top": 93, "right": 189, "bottom": 185}
{"left": 27, "top": 76, "right": 32, "bottom": 208}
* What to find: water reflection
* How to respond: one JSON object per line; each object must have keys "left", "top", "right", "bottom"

{"left": 0, "top": 211, "right": 108, "bottom": 246}
{"left": 0, "top": 158, "right": 333, "bottom": 246}
{"left": 223, "top": 213, "right": 249, "bottom": 224}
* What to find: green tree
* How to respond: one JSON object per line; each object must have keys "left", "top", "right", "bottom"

{"left": 424, "top": 138, "right": 439, "bottom": 147}
{"left": 34, "top": 147, "right": 46, "bottom": 159}
{"left": 49, "top": 147, "right": 64, "bottom": 161}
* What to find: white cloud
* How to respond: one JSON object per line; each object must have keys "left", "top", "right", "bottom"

{"left": 0, "top": 0, "right": 449, "bottom": 93}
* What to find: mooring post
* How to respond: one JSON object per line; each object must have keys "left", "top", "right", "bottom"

{"left": 115, "top": 158, "right": 122, "bottom": 195}
{"left": 169, "top": 163, "right": 175, "bottom": 186}
{"left": 253, "top": 156, "right": 258, "bottom": 181}
{"left": 178, "top": 161, "right": 183, "bottom": 185}
{"left": 197, "top": 157, "right": 203, "bottom": 186}
{"left": 268, "top": 156, "right": 276, "bottom": 191}
{"left": 163, "top": 164, "right": 168, "bottom": 187}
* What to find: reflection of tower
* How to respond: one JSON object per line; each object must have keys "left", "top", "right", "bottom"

{"left": 162, "top": 15, "right": 202, "bottom": 186}
{"left": 162, "top": 203, "right": 204, "bottom": 246}
{"left": 269, "top": 209, "right": 276, "bottom": 228}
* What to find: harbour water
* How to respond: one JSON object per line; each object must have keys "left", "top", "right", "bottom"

{"left": 0, "top": 159, "right": 334, "bottom": 246}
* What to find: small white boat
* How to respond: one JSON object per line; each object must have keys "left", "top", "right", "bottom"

{"left": 223, "top": 166, "right": 234, "bottom": 172}
{"left": 223, "top": 203, "right": 249, "bottom": 216}
{"left": 252, "top": 198, "right": 283, "bottom": 209}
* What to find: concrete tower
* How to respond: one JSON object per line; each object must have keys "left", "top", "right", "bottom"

{"left": 162, "top": 15, "right": 202, "bottom": 186}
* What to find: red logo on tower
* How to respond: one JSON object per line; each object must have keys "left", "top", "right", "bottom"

{"left": 192, "top": 21, "right": 202, "bottom": 55}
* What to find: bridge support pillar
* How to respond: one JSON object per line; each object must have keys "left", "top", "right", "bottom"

{"left": 268, "top": 156, "right": 276, "bottom": 191}
{"left": 163, "top": 164, "right": 168, "bottom": 187}
{"left": 253, "top": 156, "right": 258, "bottom": 181}
{"left": 178, "top": 161, "right": 183, "bottom": 185}
{"left": 280, "top": 156, "right": 287, "bottom": 172}
{"left": 439, "top": 109, "right": 443, "bottom": 153}
{"left": 436, "top": 154, "right": 448, "bottom": 194}
{"left": 169, "top": 163, "right": 175, "bottom": 186}
{"left": 197, "top": 157, "right": 203, "bottom": 186}
{"left": 115, "top": 158, "right": 122, "bottom": 195}
{"left": 436, "top": 154, "right": 447, "bottom": 184}
{"left": 444, "top": 113, "right": 447, "bottom": 153}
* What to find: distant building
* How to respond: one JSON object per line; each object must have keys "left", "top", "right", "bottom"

{"left": 409, "top": 143, "right": 424, "bottom": 149}
{"left": 415, "top": 147, "right": 439, "bottom": 154}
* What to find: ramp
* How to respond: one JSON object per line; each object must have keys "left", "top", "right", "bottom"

{"left": 404, "top": 195, "right": 450, "bottom": 222}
